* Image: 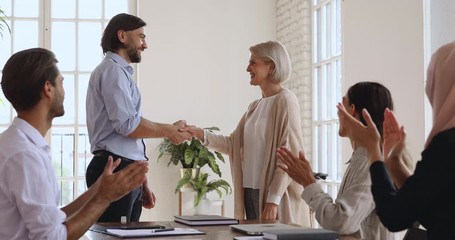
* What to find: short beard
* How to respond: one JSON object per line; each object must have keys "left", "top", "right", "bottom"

{"left": 126, "top": 45, "right": 141, "bottom": 63}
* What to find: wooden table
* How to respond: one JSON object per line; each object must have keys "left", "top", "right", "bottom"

{"left": 83, "top": 220, "right": 359, "bottom": 240}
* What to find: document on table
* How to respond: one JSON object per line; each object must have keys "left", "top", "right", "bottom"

{"left": 105, "top": 228, "right": 205, "bottom": 238}
{"left": 233, "top": 236, "right": 264, "bottom": 240}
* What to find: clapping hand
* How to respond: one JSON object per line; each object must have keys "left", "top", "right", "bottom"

{"left": 276, "top": 147, "right": 316, "bottom": 187}
{"left": 383, "top": 108, "right": 406, "bottom": 164}
{"left": 336, "top": 103, "right": 382, "bottom": 163}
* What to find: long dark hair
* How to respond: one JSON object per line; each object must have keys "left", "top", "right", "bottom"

{"left": 101, "top": 13, "right": 146, "bottom": 53}
{"left": 347, "top": 81, "right": 394, "bottom": 139}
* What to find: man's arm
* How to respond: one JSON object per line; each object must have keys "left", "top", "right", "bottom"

{"left": 128, "top": 117, "right": 191, "bottom": 144}
{"left": 63, "top": 157, "right": 148, "bottom": 240}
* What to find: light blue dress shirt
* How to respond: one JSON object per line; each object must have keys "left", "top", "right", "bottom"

{"left": 86, "top": 51, "right": 146, "bottom": 160}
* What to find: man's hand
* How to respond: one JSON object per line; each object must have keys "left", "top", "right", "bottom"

{"left": 276, "top": 147, "right": 316, "bottom": 187}
{"left": 97, "top": 156, "right": 148, "bottom": 202}
{"left": 142, "top": 181, "right": 156, "bottom": 209}
{"left": 167, "top": 123, "right": 192, "bottom": 144}
{"left": 179, "top": 125, "right": 205, "bottom": 140}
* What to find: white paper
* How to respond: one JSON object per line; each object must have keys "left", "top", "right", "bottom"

{"left": 233, "top": 236, "right": 264, "bottom": 240}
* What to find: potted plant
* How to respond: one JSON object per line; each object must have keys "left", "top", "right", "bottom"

{"left": 157, "top": 127, "right": 225, "bottom": 178}
{"left": 175, "top": 172, "right": 232, "bottom": 207}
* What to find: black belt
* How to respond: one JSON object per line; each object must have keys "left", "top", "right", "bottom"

{"left": 93, "top": 150, "right": 136, "bottom": 163}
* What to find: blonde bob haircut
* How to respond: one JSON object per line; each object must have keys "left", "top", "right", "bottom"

{"left": 249, "top": 41, "right": 291, "bottom": 84}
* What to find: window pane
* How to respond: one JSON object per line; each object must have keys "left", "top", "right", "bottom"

{"left": 78, "top": 74, "right": 89, "bottom": 124}
{"left": 54, "top": 74, "right": 75, "bottom": 125}
{"left": 59, "top": 180, "right": 74, "bottom": 206}
{"left": 313, "top": 10, "right": 319, "bottom": 63}
{"left": 2, "top": 0, "right": 12, "bottom": 16}
{"left": 320, "top": 64, "right": 328, "bottom": 120}
{"left": 76, "top": 180, "right": 86, "bottom": 197}
{"left": 312, "top": 125, "right": 319, "bottom": 169}
{"left": 51, "top": 0, "right": 75, "bottom": 18}
{"left": 312, "top": 67, "right": 319, "bottom": 121}
{"left": 79, "top": 0, "right": 101, "bottom": 19}
{"left": 320, "top": 5, "right": 327, "bottom": 60}
{"left": 78, "top": 22, "right": 103, "bottom": 71}
{"left": 77, "top": 127, "right": 91, "bottom": 177}
{"left": 14, "top": 21, "right": 38, "bottom": 52}
{"left": 51, "top": 127, "right": 75, "bottom": 178}
{"left": 0, "top": 22, "right": 12, "bottom": 68}
{"left": 52, "top": 22, "right": 75, "bottom": 71}
{"left": 14, "top": 0, "right": 38, "bottom": 17}
{"left": 105, "top": 0, "right": 128, "bottom": 19}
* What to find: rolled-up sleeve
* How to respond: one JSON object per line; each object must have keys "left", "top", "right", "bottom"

{"left": 100, "top": 66, "right": 141, "bottom": 136}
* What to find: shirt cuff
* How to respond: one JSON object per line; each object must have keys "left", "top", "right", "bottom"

{"left": 266, "top": 193, "right": 281, "bottom": 205}
{"left": 203, "top": 129, "right": 210, "bottom": 145}
{"left": 301, "top": 182, "right": 323, "bottom": 203}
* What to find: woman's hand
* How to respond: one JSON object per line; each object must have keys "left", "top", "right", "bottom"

{"left": 383, "top": 109, "right": 406, "bottom": 164}
{"left": 179, "top": 125, "right": 205, "bottom": 140}
{"left": 336, "top": 103, "right": 382, "bottom": 163}
{"left": 276, "top": 147, "right": 316, "bottom": 187}
{"left": 261, "top": 203, "right": 278, "bottom": 220}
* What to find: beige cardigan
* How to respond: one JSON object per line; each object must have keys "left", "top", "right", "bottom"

{"left": 206, "top": 89, "right": 310, "bottom": 226}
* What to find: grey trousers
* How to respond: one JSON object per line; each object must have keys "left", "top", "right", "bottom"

{"left": 244, "top": 188, "right": 260, "bottom": 220}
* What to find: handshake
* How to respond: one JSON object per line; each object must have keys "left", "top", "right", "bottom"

{"left": 167, "top": 120, "right": 205, "bottom": 145}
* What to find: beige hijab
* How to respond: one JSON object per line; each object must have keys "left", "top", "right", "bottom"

{"left": 425, "top": 41, "right": 455, "bottom": 147}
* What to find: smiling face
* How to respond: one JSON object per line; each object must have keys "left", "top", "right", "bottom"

{"left": 123, "top": 27, "right": 147, "bottom": 63}
{"left": 246, "top": 54, "right": 273, "bottom": 86}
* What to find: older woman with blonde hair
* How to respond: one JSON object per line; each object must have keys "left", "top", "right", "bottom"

{"left": 183, "top": 41, "right": 310, "bottom": 225}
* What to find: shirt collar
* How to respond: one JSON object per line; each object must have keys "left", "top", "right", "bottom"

{"left": 12, "top": 117, "right": 49, "bottom": 150}
{"left": 105, "top": 51, "right": 134, "bottom": 75}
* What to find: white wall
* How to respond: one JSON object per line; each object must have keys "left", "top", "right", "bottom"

{"left": 136, "top": 0, "right": 276, "bottom": 221}
{"left": 429, "top": 0, "right": 455, "bottom": 52}
{"left": 425, "top": 0, "right": 455, "bottom": 137}
{"left": 342, "top": 0, "right": 426, "bottom": 163}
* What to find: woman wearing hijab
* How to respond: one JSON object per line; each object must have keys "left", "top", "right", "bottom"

{"left": 337, "top": 41, "right": 455, "bottom": 239}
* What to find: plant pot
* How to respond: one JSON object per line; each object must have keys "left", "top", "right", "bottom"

{"left": 180, "top": 167, "right": 200, "bottom": 179}
{"left": 194, "top": 193, "right": 211, "bottom": 215}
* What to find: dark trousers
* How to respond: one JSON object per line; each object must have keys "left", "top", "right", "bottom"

{"left": 244, "top": 188, "right": 260, "bottom": 220}
{"left": 86, "top": 153, "right": 143, "bottom": 222}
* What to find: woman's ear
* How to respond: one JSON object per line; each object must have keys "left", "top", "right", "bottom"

{"left": 349, "top": 104, "right": 359, "bottom": 119}
{"left": 268, "top": 62, "right": 275, "bottom": 76}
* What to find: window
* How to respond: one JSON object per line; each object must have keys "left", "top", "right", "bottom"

{"left": 311, "top": 0, "right": 342, "bottom": 208}
{"left": 0, "top": 0, "right": 132, "bottom": 206}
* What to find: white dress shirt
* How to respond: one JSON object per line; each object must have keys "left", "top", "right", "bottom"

{"left": 0, "top": 117, "right": 67, "bottom": 239}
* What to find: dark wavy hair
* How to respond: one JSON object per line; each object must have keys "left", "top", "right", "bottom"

{"left": 347, "top": 81, "right": 394, "bottom": 138}
{"left": 101, "top": 13, "right": 147, "bottom": 53}
{"left": 1, "top": 48, "right": 59, "bottom": 111}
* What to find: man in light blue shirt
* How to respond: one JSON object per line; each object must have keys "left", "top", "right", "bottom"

{"left": 0, "top": 48, "right": 148, "bottom": 240}
{"left": 86, "top": 13, "right": 191, "bottom": 222}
